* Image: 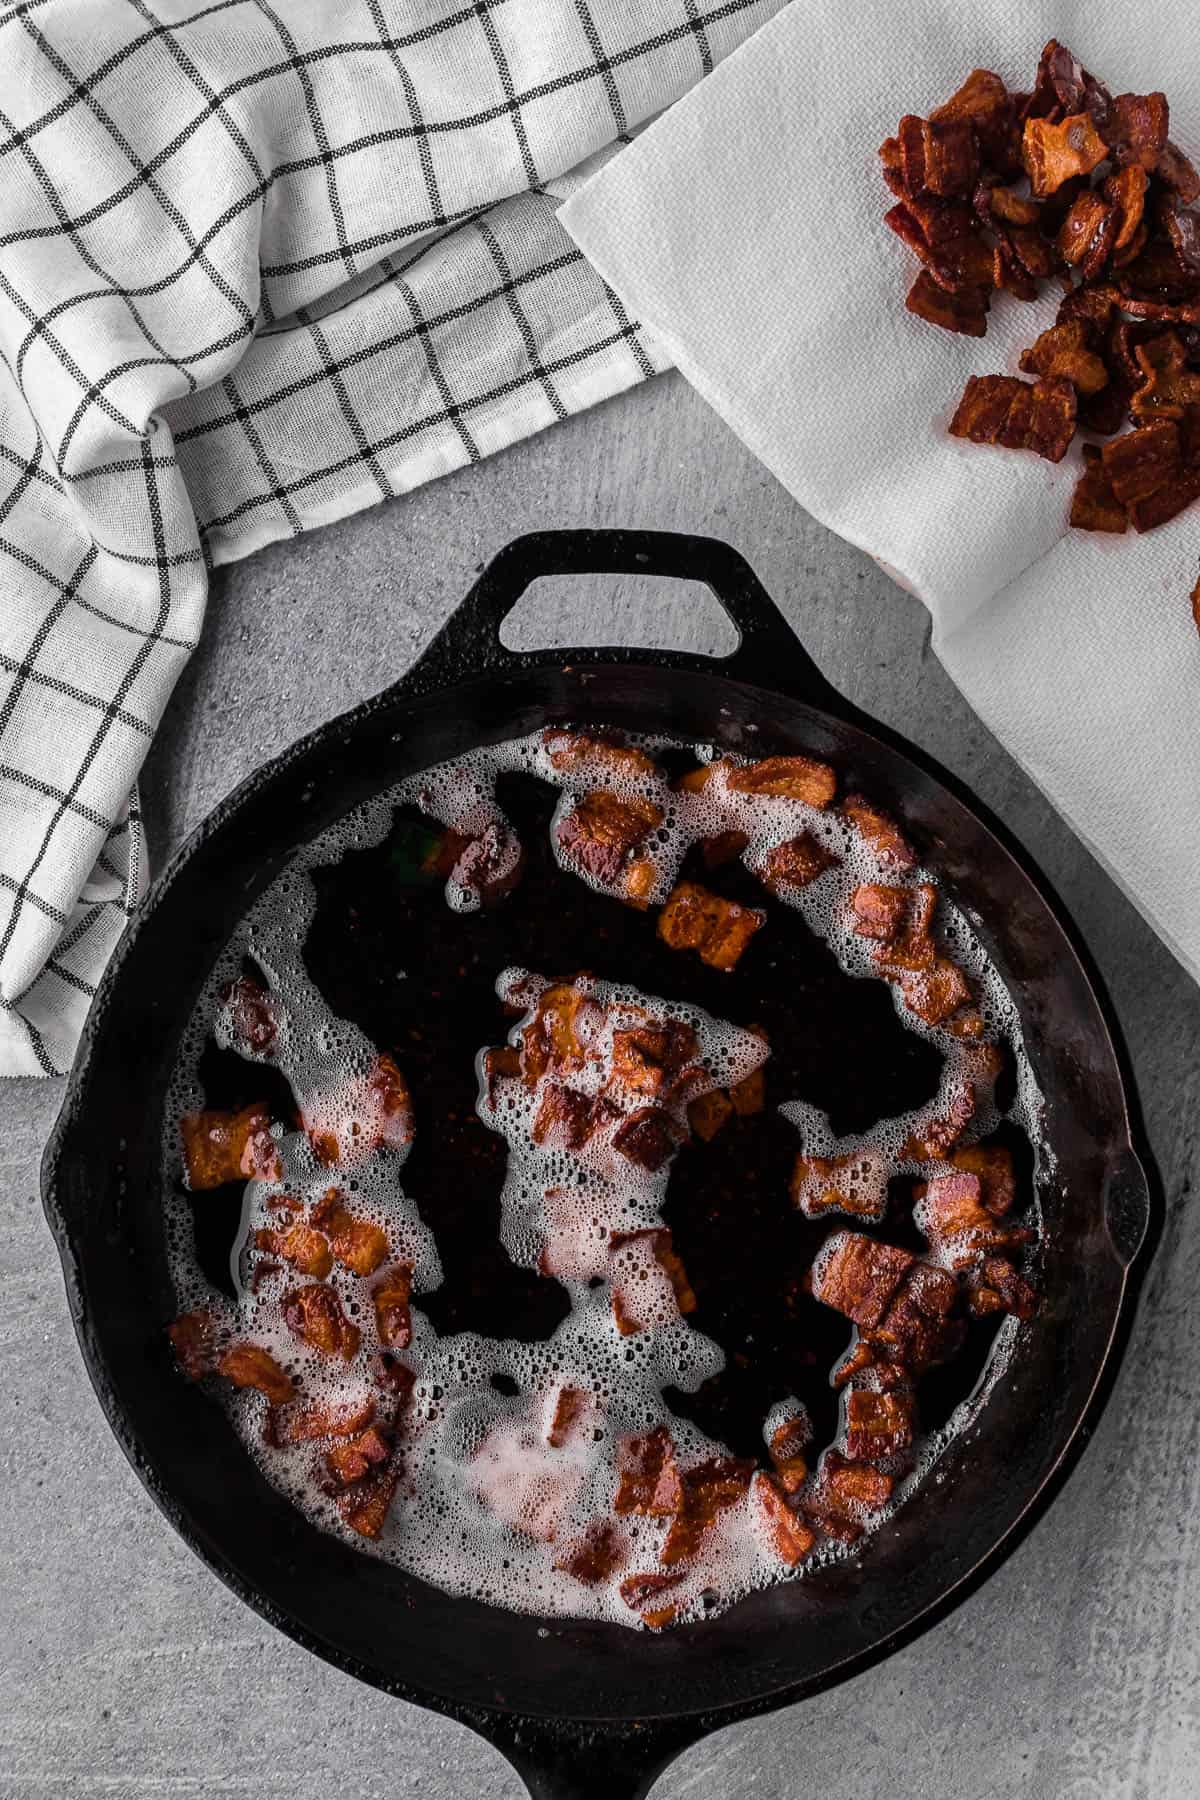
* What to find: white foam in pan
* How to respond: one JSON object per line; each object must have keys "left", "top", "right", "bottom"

{"left": 163, "top": 729, "right": 1048, "bottom": 1628}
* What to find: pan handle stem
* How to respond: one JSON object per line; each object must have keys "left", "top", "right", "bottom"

{"left": 397, "top": 528, "right": 839, "bottom": 707}
{"left": 478, "top": 1714, "right": 707, "bottom": 1800}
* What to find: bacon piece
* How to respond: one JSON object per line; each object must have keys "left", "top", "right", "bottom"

{"left": 898, "top": 112, "right": 979, "bottom": 199}
{"left": 949, "top": 374, "right": 1076, "bottom": 462}
{"left": 1193, "top": 567, "right": 1200, "bottom": 635}
{"left": 450, "top": 822, "right": 526, "bottom": 906}
{"left": 335, "top": 1464, "right": 399, "bottom": 1539}
{"left": 950, "top": 1143, "right": 1015, "bottom": 1216}
{"left": 609, "top": 1227, "right": 696, "bottom": 1334}
{"left": 965, "top": 1256, "right": 1038, "bottom": 1321}
{"left": 915, "top": 1171, "right": 1034, "bottom": 1268}
{"left": 1130, "top": 331, "right": 1200, "bottom": 423}
{"left": 554, "top": 1520, "right": 624, "bottom": 1584}
{"left": 542, "top": 729, "right": 657, "bottom": 780}
{"left": 753, "top": 1472, "right": 817, "bottom": 1566}
{"left": 726, "top": 753, "right": 836, "bottom": 808}
{"left": 729, "top": 1063, "right": 765, "bottom": 1115}
{"left": 802, "top": 1449, "right": 893, "bottom": 1544}
{"left": 218, "top": 976, "right": 278, "bottom": 1054}
{"left": 811, "top": 1231, "right": 914, "bottom": 1329}
{"left": 556, "top": 789, "right": 664, "bottom": 887}
{"left": 267, "top": 1395, "right": 375, "bottom": 1446}
{"left": 323, "top": 1422, "right": 393, "bottom": 1489}
{"left": 1107, "top": 91, "right": 1169, "bottom": 170}
{"left": 687, "top": 1088, "right": 734, "bottom": 1142}
{"left": 1024, "top": 39, "right": 1086, "bottom": 119}
{"left": 308, "top": 1189, "right": 388, "bottom": 1275}
{"left": 1128, "top": 466, "right": 1200, "bottom": 531}
{"left": 180, "top": 1103, "right": 280, "bottom": 1189}
{"left": 216, "top": 1341, "right": 294, "bottom": 1404}
{"left": 849, "top": 883, "right": 910, "bottom": 942}
{"left": 1103, "top": 164, "right": 1149, "bottom": 254}
{"left": 904, "top": 268, "right": 989, "bottom": 336}
{"left": 902, "top": 1082, "right": 975, "bottom": 1161}
{"left": 700, "top": 828, "right": 751, "bottom": 869}
{"left": 757, "top": 830, "right": 839, "bottom": 895}
{"left": 975, "top": 180, "right": 1041, "bottom": 227}
{"left": 657, "top": 880, "right": 764, "bottom": 971}
{"left": 930, "top": 68, "right": 1019, "bottom": 173}
{"left": 1071, "top": 444, "right": 1129, "bottom": 532}
{"left": 516, "top": 982, "right": 600, "bottom": 1088}
{"left": 1159, "top": 141, "right": 1200, "bottom": 205}
{"left": 867, "top": 1260, "right": 965, "bottom": 1375}
{"left": 481, "top": 1044, "right": 522, "bottom": 1101}
{"left": 283, "top": 1283, "right": 360, "bottom": 1360}
{"left": 844, "top": 1388, "right": 915, "bottom": 1461}
{"left": 1022, "top": 112, "right": 1108, "bottom": 196}
{"left": 611, "top": 1018, "right": 699, "bottom": 1098}
{"left": 1056, "top": 191, "right": 1117, "bottom": 280}
{"left": 1018, "top": 321, "right": 1109, "bottom": 396}
{"left": 372, "top": 1263, "right": 413, "bottom": 1350}
{"left": 622, "top": 857, "right": 657, "bottom": 909}
{"left": 530, "top": 1082, "right": 610, "bottom": 1151}
{"left": 254, "top": 1218, "right": 333, "bottom": 1280}
{"left": 619, "top": 1569, "right": 685, "bottom": 1629}
{"left": 791, "top": 1150, "right": 888, "bottom": 1221}
{"left": 842, "top": 794, "right": 916, "bottom": 869}
{"left": 1102, "top": 418, "right": 1181, "bottom": 504}
{"left": 610, "top": 1105, "right": 685, "bottom": 1172}
{"left": 768, "top": 1411, "right": 810, "bottom": 1493}
{"left": 542, "top": 1383, "right": 594, "bottom": 1449}
{"left": 883, "top": 954, "right": 972, "bottom": 1027}
{"left": 370, "top": 1350, "right": 416, "bottom": 1398}
{"left": 167, "top": 1308, "right": 217, "bottom": 1381}
{"left": 614, "top": 1425, "right": 684, "bottom": 1517}
{"left": 660, "top": 1455, "right": 755, "bottom": 1566}
{"left": 304, "top": 1052, "right": 414, "bottom": 1168}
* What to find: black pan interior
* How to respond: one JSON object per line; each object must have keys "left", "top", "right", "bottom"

{"left": 43, "top": 655, "right": 1142, "bottom": 1726}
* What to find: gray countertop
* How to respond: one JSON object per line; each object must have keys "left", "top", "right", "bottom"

{"left": 3, "top": 371, "right": 1198, "bottom": 1800}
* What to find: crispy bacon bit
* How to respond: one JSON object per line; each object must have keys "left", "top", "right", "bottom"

{"left": 914, "top": 1171, "right": 1034, "bottom": 1269}
{"left": 701, "top": 828, "right": 751, "bottom": 869}
{"left": 180, "top": 1103, "right": 280, "bottom": 1189}
{"left": 844, "top": 1389, "right": 915, "bottom": 1461}
{"left": 884, "top": 953, "right": 973, "bottom": 1026}
{"left": 619, "top": 1568, "right": 684, "bottom": 1628}
{"left": 1102, "top": 417, "right": 1181, "bottom": 503}
{"left": 1018, "top": 320, "right": 1110, "bottom": 395}
{"left": 930, "top": 68, "right": 1018, "bottom": 171}
{"left": 482, "top": 1044, "right": 521, "bottom": 1100}
{"left": 216, "top": 1341, "right": 294, "bottom": 1404}
{"left": 167, "top": 1308, "right": 216, "bottom": 1381}
{"left": 254, "top": 1218, "right": 333, "bottom": 1280}
{"left": 688, "top": 1088, "right": 734, "bottom": 1142}
{"left": 370, "top": 1350, "right": 416, "bottom": 1398}
{"left": 842, "top": 794, "right": 916, "bottom": 869}
{"left": 657, "top": 880, "right": 764, "bottom": 972}
{"left": 323, "top": 1422, "right": 393, "bottom": 1490}
{"left": 902, "top": 1083, "right": 975, "bottom": 1161}
{"left": 1022, "top": 112, "right": 1108, "bottom": 195}
{"left": 283, "top": 1283, "right": 360, "bottom": 1360}
{"left": 1159, "top": 141, "right": 1200, "bottom": 205}
{"left": 335, "top": 1464, "right": 399, "bottom": 1539}
{"left": 614, "top": 1425, "right": 684, "bottom": 1517}
{"left": 905, "top": 268, "right": 989, "bottom": 336}
{"left": 268, "top": 1395, "right": 376, "bottom": 1446}
{"left": 950, "top": 1142, "right": 1016, "bottom": 1215}
{"left": 1108, "top": 91, "right": 1170, "bottom": 170}
{"left": 660, "top": 1455, "right": 756, "bottom": 1566}
{"left": 1129, "top": 466, "right": 1200, "bottom": 531}
{"left": 849, "top": 882, "right": 911, "bottom": 942}
{"left": 950, "top": 373, "right": 1077, "bottom": 462}
{"left": 884, "top": 200, "right": 995, "bottom": 295}
{"left": 1130, "top": 330, "right": 1200, "bottom": 422}
{"left": 611, "top": 1019, "right": 699, "bottom": 1098}
{"left": 791, "top": 1150, "right": 888, "bottom": 1221}
{"left": 610, "top": 1104, "right": 685, "bottom": 1172}
{"left": 1106, "top": 165, "right": 1149, "bottom": 253}
{"left": 316, "top": 1197, "right": 387, "bottom": 1276}
{"left": 219, "top": 976, "right": 278, "bottom": 1053}
{"left": 725, "top": 753, "right": 837, "bottom": 808}
{"left": 1071, "top": 443, "right": 1129, "bottom": 532}
{"left": 729, "top": 1062, "right": 765, "bottom": 1115}
{"left": 451, "top": 822, "right": 525, "bottom": 906}
{"left": 609, "top": 1227, "right": 696, "bottom": 1334}
{"left": 530, "top": 1082, "right": 606, "bottom": 1151}
{"left": 555, "top": 1521, "right": 624, "bottom": 1584}
{"left": 304, "top": 1052, "right": 414, "bottom": 1168}
{"left": 965, "top": 1256, "right": 1038, "bottom": 1321}
{"left": 1057, "top": 191, "right": 1118, "bottom": 279}
{"left": 811, "top": 1232, "right": 915, "bottom": 1329}
{"left": 803, "top": 1449, "right": 894, "bottom": 1544}
{"left": 542, "top": 729, "right": 657, "bottom": 780}
{"left": 372, "top": 1263, "right": 413, "bottom": 1349}
{"left": 758, "top": 831, "right": 839, "bottom": 893}
{"left": 869, "top": 1261, "right": 965, "bottom": 1375}
{"left": 556, "top": 789, "right": 664, "bottom": 887}
{"left": 768, "top": 1412, "right": 810, "bottom": 1492}
{"left": 898, "top": 111, "right": 980, "bottom": 198}
{"left": 542, "top": 1383, "right": 594, "bottom": 1449}
{"left": 753, "top": 1472, "right": 817, "bottom": 1566}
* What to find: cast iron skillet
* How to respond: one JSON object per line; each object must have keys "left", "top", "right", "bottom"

{"left": 43, "top": 530, "right": 1156, "bottom": 1800}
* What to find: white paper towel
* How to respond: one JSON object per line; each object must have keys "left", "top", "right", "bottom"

{"left": 561, "top": 0, "right": 1200, "bottom": 981}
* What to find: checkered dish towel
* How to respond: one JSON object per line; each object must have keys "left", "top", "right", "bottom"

{"left": 0, "top": 0, "right": 782, "bottom": 1076}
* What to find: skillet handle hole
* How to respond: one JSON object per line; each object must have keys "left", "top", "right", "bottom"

{"left": 497, "top": 573, "right": 741, "bottom": 658}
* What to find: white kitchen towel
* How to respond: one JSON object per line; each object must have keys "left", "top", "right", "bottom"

{"left": 561, "top": 0, "right": 1200, "bottom": 984}
{"left": 0, "top": 0, "right": 785, "bottom": 1076}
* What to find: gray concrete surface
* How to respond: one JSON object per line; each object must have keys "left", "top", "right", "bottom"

{"left": 3, "top": 370, "right": 1199, "bottom": 1799}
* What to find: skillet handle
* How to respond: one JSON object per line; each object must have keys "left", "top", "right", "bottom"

{"left": 398, "top": 528, "right": 839, "bottom": 706}
{"left": 479, "top": 1714, "right": 705, "bottom": 1800}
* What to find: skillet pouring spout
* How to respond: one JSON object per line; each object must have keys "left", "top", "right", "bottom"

{"left": 42, "top": 528, "right": 1154, "bottom": 1782}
